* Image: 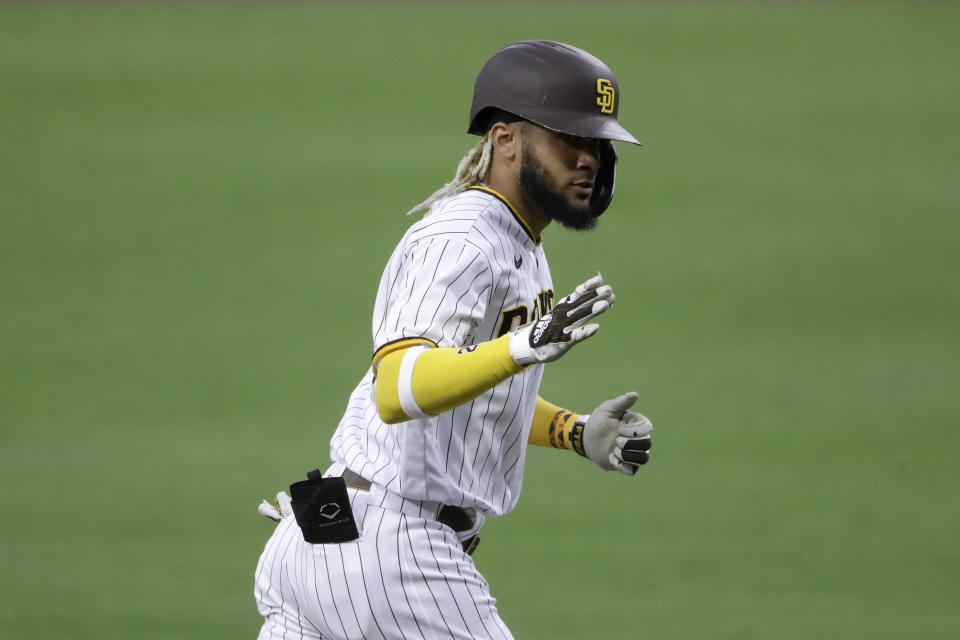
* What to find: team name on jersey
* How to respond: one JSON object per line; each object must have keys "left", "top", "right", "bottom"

{"left": 495, "top": 289, "right": 555, "bottom": 337}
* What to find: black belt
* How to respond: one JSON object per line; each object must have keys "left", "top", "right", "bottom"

{"left": 342, "top": 469, "right": 480, "bottom": 556}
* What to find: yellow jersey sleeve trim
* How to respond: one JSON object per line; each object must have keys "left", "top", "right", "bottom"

{"left": 466, "top": 186, "right": 541, "bottom": 245}
{"left": 373, "top": 334, "right": 525, "bottom": 424}
{"left": 371, "top": 337, "right": 438, "bottom": 376}
{"left": 528, "top": 396, "right": 580, "bottom": 449}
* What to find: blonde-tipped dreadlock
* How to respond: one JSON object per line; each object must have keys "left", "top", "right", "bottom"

{"left": 404, "top": 133, "right": 494, "bottom": 217}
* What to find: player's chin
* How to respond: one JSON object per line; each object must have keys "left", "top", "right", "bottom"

{"left": 550, "top": 197, "right": 598, "bottom": 231}
{"left": 567, "top": 188, "right": 598, "bottom": 214}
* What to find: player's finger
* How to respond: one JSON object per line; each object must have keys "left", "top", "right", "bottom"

{"left": 628, "top": 453, "right": 650, "bottom": 466}
{"left": 276, "top": 491, "right": 293, "bottom": 517}
{"left": 593, "top": 284, "right": 614, "bottom": 302}
{"left": 616, "top": 436, "right": 652, "bottom": 452}
{"left": 258, "top": 500, "right": 282, "bottom": 521}
{"left": 574, "top": 274, "right": 603, "bottom": 295}
{"left": 570, "top": 287, "right": 613, "bottom": 319}
{"left": 598, "top": 283, "right": 614, "bottom": 294}
{"left": 619, "top": 447, "right": 650, "bottom": 465}
{"left": 564, "top": 276, "right": 602, "bottom": 306}
{"left": 608, "top": 452, "right": 638, "bottom": 475}
{"left": 567, "top": 323, "right": 599, "bottom": 344}
{"left": 602, "top": 391, "right": 638, "bottom": 416}
{"left": 565, "top": 299, "right": 609, "bottom": 329}
{"left": 567, "top": 285, "right": 613, "bottom": 315}
{"left": 613, "top": 441, "right": 650, "bottom": 465}
{"left": 565, "top": 290, "right": 600, "bottom": 320}
{"left": 618, "top": 415, "right": 652, "bottom": 438}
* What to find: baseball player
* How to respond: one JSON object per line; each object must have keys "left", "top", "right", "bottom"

{"left": 254, "top": 40, "right": 653, "bottom": 640}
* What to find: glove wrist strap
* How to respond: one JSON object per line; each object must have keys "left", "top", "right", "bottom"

{"left": 569, "top": 415, "right": 589, "bottom": 457}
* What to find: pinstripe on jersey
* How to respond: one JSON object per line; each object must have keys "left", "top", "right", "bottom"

{"left": 329, "top": 188, "right": 554, "bottom": 518}
{"left": 255, "top": 463, "right": 514, "bottom": 640}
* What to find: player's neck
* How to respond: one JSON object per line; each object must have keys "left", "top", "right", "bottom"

{"left": 483, "top": 177, "right": 550, "bottom": 237}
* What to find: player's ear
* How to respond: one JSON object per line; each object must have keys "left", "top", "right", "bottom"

{"left": 489, "top": 122, "right": 520, "bottom": 163}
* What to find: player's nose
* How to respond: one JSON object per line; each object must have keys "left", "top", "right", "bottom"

{"left": 576, "top": 147, "right": 600, "bottom": 175}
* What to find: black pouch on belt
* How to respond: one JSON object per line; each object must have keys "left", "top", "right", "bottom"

{"left": 289, "top": 469, "right": 360, "bottom": 544}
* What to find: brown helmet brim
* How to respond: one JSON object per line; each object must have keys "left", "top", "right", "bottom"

{"left": 521, "top": 110, "right": 642, "bottom": 146}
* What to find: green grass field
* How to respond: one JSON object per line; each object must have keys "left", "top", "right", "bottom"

{"left": 2, "top": 2, "right": 958, "bottom": 638}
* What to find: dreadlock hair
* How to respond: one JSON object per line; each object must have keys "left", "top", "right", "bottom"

{"left": 404, "top": 132, "right": 494, "bottom": 217}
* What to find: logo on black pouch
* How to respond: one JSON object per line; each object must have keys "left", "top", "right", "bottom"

{"left": 318, "top": 503, "right": 342, "bottom": 520}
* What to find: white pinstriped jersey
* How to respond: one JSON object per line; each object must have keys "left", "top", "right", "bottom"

{"left": 329, "top": 187, "right": 555, "bottom": 518}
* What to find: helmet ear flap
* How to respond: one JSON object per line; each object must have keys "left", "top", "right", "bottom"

{"left": 590, "top": 141, "right": 618, "bottom": 217}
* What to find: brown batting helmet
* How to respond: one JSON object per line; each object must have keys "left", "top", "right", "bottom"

{"left": 468, "top": 40, "right": 642, "bottom": 216}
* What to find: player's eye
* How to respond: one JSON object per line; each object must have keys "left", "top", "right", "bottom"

{"left": 554, "top": 131, "right": 600, "bottom": 153}
{"left": 555, "top": 131, "right": 582, "bottom": 145}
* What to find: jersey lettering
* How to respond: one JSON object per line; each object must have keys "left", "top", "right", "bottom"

{"left": 531, "top": 289, "right": 555, "bottom": 323}
{"left": 495, "top": 289, "right": 555, "bottom": 337}
{"left": 496, "top": 306, "right": 528, "bottom": 338}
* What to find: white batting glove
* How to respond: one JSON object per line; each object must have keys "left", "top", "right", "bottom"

{"left": 508, "top": 274, "right": 615, "bottom": 366}
{"left": 569, "top": 392, "right": 653, "bottom": 475}
{"left": 258, "top": 491, "right": 293, "bottom": 521}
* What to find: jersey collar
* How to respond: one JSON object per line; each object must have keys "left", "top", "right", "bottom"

{"left": 466, "top": 185, "right": 541, "bottom": 245}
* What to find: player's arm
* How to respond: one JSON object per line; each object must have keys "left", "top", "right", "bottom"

{"left": 527, "top": 396, "right": 579, "bottom": 450}
{"left": 374, "top": 334, "right": 521, "bottom": 423}
{"left": 528, "top": 394, "right": 655, "bottom": 476}
{"left": 374, "top": 274, "right": 613, "bottom": 424}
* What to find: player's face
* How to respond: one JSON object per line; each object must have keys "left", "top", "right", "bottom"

{"left": 519, "top": 124, "right": 603, "bottom": 231}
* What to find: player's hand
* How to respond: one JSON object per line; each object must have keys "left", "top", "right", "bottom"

{"left": 574, "top": 392, "right": 653, "bottom": 474}
{"left": 508, "top": 274, "right": 614, "bottom": 366}
{"left": 258, "top": 491, "right": 293, "bottom": 521}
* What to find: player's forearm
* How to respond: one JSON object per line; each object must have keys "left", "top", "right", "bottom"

{"left": 527, "top": 395, "right": 580, "bottom": 450}
{"left": 374, "top": 334, "right": 525, "bottom": 424}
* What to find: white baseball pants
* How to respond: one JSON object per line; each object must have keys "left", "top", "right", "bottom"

{"left": 254, "top": 475, "right": 513, "bottom": 640}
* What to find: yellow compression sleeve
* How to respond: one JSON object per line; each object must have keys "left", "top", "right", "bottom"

{"left": 528, "top": 396, "right": 580, "bottom": 450}
{"left": 374, "top": 334, "right": 525, "bottom": 424}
